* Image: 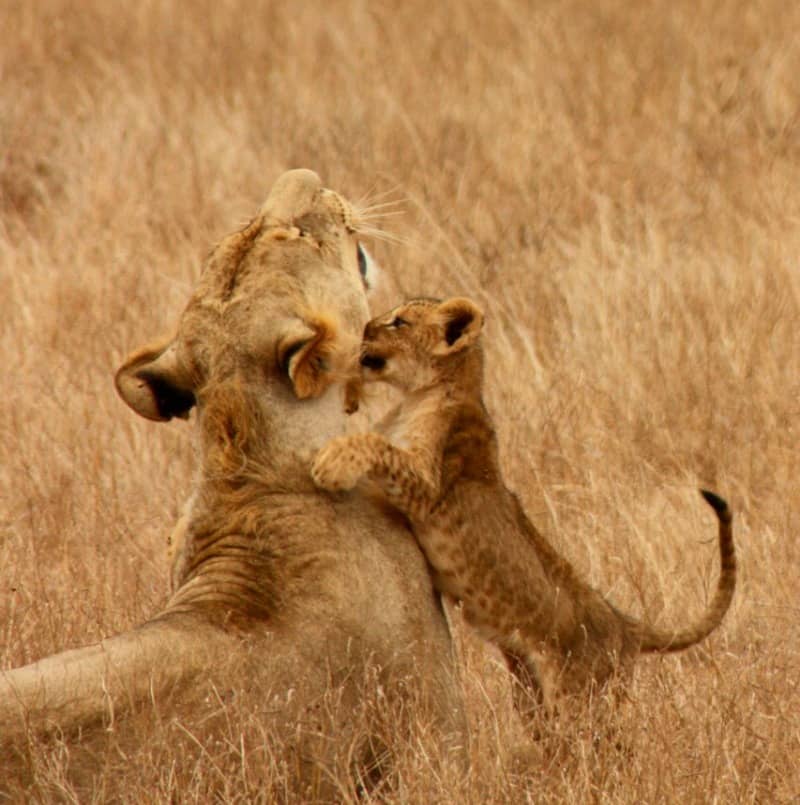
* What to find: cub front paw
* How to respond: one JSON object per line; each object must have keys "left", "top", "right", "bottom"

{"left": 311, "top": 436, "right": 373, "bottom": 492}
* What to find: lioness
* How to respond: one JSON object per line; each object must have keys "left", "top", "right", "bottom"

{"left": 2, "top": 174, "right": 465, "bottom": 794}
{"left": 311, "top": 296, "right": 736, "bottom": 716}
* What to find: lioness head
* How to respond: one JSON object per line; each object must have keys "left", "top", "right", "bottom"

{"left": 115, "top": 169, "right": 378, "bottom": 469}
{"left": 359, "top": 296, "right": 484, "bottom": 392}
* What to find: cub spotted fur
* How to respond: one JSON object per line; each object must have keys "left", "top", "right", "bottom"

{"left": 312, "top": 297, "right": 736, "bottom": 714}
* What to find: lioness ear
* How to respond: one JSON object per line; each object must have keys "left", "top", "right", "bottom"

{"left": 279, "top": 316, "right": 346, "bottom": 400}
{"left": 433, "top": 297, "right": 484, "bottom": 356}
{"left": 115, "top": 336, "right": 196, "bottom": 422}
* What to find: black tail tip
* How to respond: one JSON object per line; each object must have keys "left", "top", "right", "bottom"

{"left": 700, "top": 488, "right": 731, "bottom": 518}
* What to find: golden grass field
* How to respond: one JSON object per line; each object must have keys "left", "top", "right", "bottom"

{"left": 2, "top": 0, "right": 799, "bottom": 800}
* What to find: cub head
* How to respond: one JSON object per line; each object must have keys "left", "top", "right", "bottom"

{"left": 358, "top": 296, "right": 484, "bottom": 392}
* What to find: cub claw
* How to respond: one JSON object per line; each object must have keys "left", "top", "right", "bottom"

{"left": 311, "top": 436, "right": 371, "bottom": 492}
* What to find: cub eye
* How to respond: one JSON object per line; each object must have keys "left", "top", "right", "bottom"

{"left": 389, "top": 316, "right": 408, "bottom": 328}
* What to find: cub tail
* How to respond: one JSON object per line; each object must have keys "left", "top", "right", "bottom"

{"left": 638, "top": 489, "right": 735, "bottom": 653}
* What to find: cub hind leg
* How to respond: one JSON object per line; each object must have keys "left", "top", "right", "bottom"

{"left": 502, "top": 648, "right": 548, "bottom": 725}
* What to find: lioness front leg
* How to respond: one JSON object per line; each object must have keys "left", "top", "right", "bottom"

{"left": 312, "top": 433, "right": 438, "bottom": 518}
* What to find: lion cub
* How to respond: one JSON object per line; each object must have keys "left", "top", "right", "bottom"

{"left": 311, "top": 297, "right": 736, "bottom": 714}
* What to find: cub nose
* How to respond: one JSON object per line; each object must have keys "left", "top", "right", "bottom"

{"left": 360, "top": 353, "right": 386, "bottom": 371}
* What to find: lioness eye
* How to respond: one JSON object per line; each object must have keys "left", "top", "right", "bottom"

{"left": 357, "top": 244, "right": 368, "bottom": 279}
{"left": 389, "top": 316, "right": 408, "bottom": 328}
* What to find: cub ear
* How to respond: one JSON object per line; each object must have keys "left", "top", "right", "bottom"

{"left": 279, "top": 315, "right": 351, "bottom": 400}
{"left": 433, "top": 297, "right": 484, "bottom": 356}
{"left": 115, "top": 335, "right": 196, "bottom": 422}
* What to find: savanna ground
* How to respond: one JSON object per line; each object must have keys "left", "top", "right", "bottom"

{"left": 2, "top": 0, "right": 799, "bottom": 801}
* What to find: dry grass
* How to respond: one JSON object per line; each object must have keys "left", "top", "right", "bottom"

{"left": 2, "top": 0, "right": 799, "bottom": 800}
